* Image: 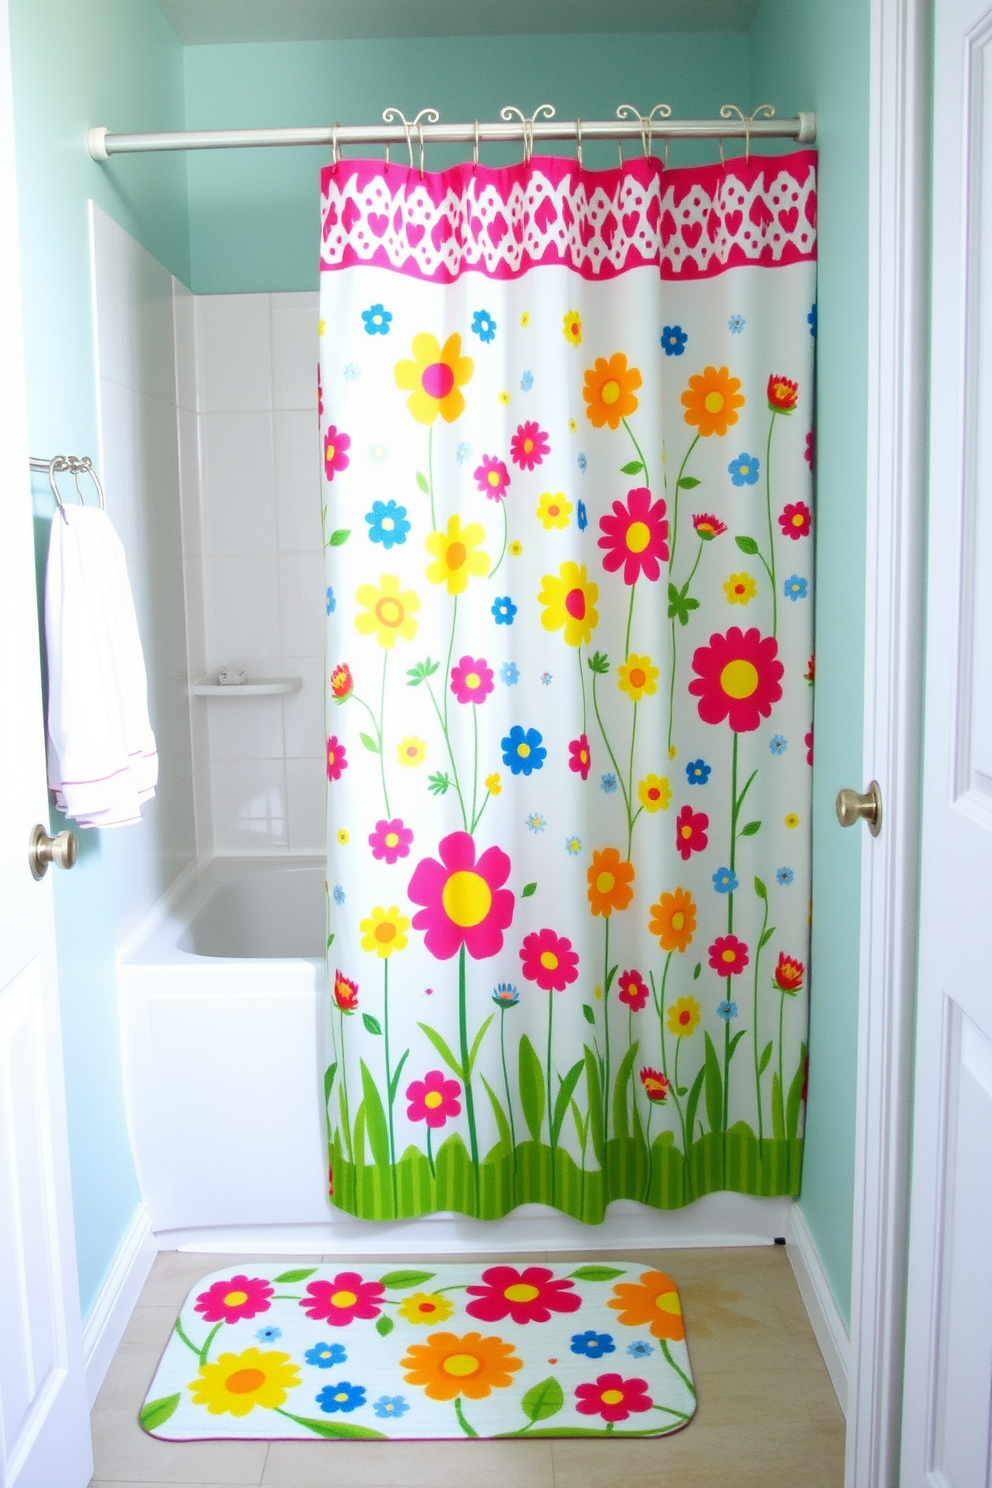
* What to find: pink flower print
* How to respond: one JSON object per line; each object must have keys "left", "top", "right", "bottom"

{"left": 598, "top": 487, "right": 669, "bottom": 585}
{"left": 324, "top": 425, "right": 351, "bottom": 481}
{"left": 519, "top": 928, "right": 580, "bottom": 991}
{"left": 194, "top": 1274, "right": 274, "bottom": 1324}
{"left": 616, "top": 969, "right": 649, "bottom": 1011}
{"left": 805, "top": 727, "right": 813, "bottom": 766}
{"left": 407, "top": 831, "right": 514, "bottom": 961}
{"left": 301, "top": 1272, "right": 385, "bottom": 1326}
{"left": 450, "top": 655, "right": 495, "bottom": 705}
{"left": 675, "top": 805, "right": 708, "bottom": 860}
{"left": 474, "top": 455, "right": 511, "bottom": 501}
{"left": 465, "top": 1265, "right": 580, "bottom": 1325}
{"left": 778, "top": 500, "right": 812, "bottom": 539}
{"left": 406, "top": 1069, "right": 462, "bottom": 1129}
{"left": 369, "top": 818, "right": 414, "bottom": 864}
{"left": 510, "top": 420, "right": 550, "bottom": 471}
{"left": 568, "top": 734, "right": 591, "bottom": 780}
{"left": 326, "top": 735, "right": 348, "bottom": 782}
{"left": 804, "top": 429, "right": 814, "bottom": 468}
{"left": 317, "top": 364, "right": 323, "bottom": 419}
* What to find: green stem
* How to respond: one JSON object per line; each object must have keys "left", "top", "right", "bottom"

{"left": 471, "top": 703, "right": 479, "bottom": 830}
{"left": 378, "top": 651, "right": 391, "bottom": 817}
{"left": 383, "top": 961, "right": 397, "bottom": 1214}
{"left": 488, "top": 500, "right": 508, "bottom": 580}
{"left": 443, "top": 595, "right": 458, "bottom": 736}
{"left": 470, "top": 788, "right": 492, "bottom": 836}
{"left": 458, "top": 944, "right": 480, "bottom": 1209}
{"left": 642, "top": 1101, "right": 655, "bottom": 1201}
{"left": 198, "top": 1321, "right": 222, "bottom": 1366}
{"left": 424, "top": 678, "right": 468, "bottom": 830}
{"left": 753, "top": 895, "right": 769, "bottom": 1154}
{"left": 626, "top": 700, "right": 639, "bottom": 859}
{"left": 338, "top": 1006, "right": 353, "bottom": 1162}
{"left": 428, "top": 424, "right": 436, "bottom": 530}
{"left": 621, "top": 415, "right": 650, "bottom": 490}
{"left": 667, "top": 616, "right": 677, "bottom": 757}
{"left": 500, "top": 1010, "right": 518, "bottom": 1201}
{"left": 654, "top": 954, "right": 686, "bottom": 1162}
{"left": 578, "top": 644, "right": 587, "bottom": 737}
{"left": 661, "top": 1338, "right": 697, "bottom": 1397}
{"left": 175, "top": 1318, "right": 201, "bottom": 1357}
{"left": 765, "top": 410, "right": 778, "bottom": 638}
{"left": 669, "top": 432, "right": 700, "bottom": 574}
{"left": 454, "top": 1397, "right": 478, "bottom": 1437}
{"left": 603, "top": 916, "right": 612, "bottom": 1152}
{"left": 592, "top": 671, "right": 632, "bottom": 823}
{"left": 778, "top": 988, "right": 787, "bottom": 1172}
{"left": 547, "top": 989, "right": 556, "bottom": 1203}
{"left": 624, "top": 581, "right": 637, "bottom": 663}
{"left": 427, "top": 1123, "right": 435, "bottom": 1177}
{"left": 723, "top": 1011, "right": 731, "bottom": 1134}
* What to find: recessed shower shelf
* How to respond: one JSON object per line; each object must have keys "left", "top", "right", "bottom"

{"left": 192, "top": 677, "right": 303, "bottom": 697}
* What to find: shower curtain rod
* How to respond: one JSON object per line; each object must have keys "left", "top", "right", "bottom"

{"left": 86, "top": 104, "right": 816, "bottom": 160}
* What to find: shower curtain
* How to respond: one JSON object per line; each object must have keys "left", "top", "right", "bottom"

{"left": 319, "top": 147, "right": 816, "bottom": 1221}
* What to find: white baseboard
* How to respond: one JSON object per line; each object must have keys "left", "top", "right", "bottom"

{"left": 82, "top": 1203, "right": 157, "bottom": 1406}
{"left": 787, "top": 1203, "right": 850, "bottom": 1415}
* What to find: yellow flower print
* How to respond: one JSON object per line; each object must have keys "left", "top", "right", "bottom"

{"left": 785, "top": 812, "right": 800, "bottom": 830}
{"left": 509, "top": 539, "right": 523, "bottom": 557}
{"left": 568, "top": 418, "right": 577, "bottom": 433}
{"left": 667, "top": 996, "right": 701, "bottom": 1038}
{"left": 594, "top": 984, "right": 603, "bottom": 1001}
{"left": 520, "top": 311, "right": 530, "bottom": 328}
{"left": 318, "top": 319, "right": 326, "bottom": 338}
{"left": 398, "top": 736, "right": 427, "bottom": 767}
{"left": 618, "top": 654, "right": 659, "bottom": 702}
{"left": 484, "top": 772, "right": 502, "bottom": 796}
{"left": 359, "top": 905, "right": 410, "bottom": 959}
{"left": 355, "top": 574, "right": 421, "bottom": 648}
{"left": 668, "top": 744, "right": 677, "bottom": 760}
{"left": 336, "top": 828, "right": 349, "bottom": 845}
{"left": 498, "top": 390, "right": 511, "bottom": 406}
{"left": 398, "top": 1291, "right": 455, "bottom": 1326}
{"left": 425, "top": 516, "right": 489, "bottom": 596}
{"left": 536, "top": 491, "right": 573, "bottom": 530}
{"left": 638, "top": 775, "right": 672, "bottom": 813}
{"left": 563, "top": 310, "right": 582, "bottom": 346}
{"left": 188, "top": 1348, "right": 301, "bottom": 1418}
{"left": 538, "top": 561, "right": 599, "bottom": 648}
{"left": 394, "top": 332, "right": 473, "bottom": 425}
{"left": 723, "top": 571, "right": 757, "bottom": 606}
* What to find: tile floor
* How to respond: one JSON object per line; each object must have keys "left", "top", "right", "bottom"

{"left": 89, "top": 1246, "right": 845, "bottom": 1488}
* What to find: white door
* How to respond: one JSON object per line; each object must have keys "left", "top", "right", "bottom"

{"left": 901, "top": 1, "right": 992, "bottom": 1482}
{"left": 0, "top": 2, "right": 92, "bottom": 1484}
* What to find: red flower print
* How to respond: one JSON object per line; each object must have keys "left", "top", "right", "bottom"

{"left": 640, "top": 1067, "right": 670, "bottom": 1104}
{"left": 689, "top": 626, "right": 784, "bottom": 733}
{"left": 805, "top": 728, "right": 813, "bottom": 766}
{"left": 406, "top": 1069, "right": 462, "bottom": 1129}
{"left": 778, "top": 501, "right": 812, "bottom": 539}
{"left": 519, "top": 928, "right": 580, "bottom": 991}
{"left": 510, "top": 420, "right": 550, "bottom": 470}
{"left": 597, "top": 487, "right": 669, "bottom": 586}
{"left": 194, "top": 1274, "right": 273, "bottom": 1324}
{"left": 465, "top": 1265, "right": 581, "bottom": 1325}
{"left": 333, "top": 971, "right": 358, "bottom": 1013}
{"left": 804, "top": 429, "right": 814, "bottom": 468}
{"left": 330, "top": 662, "right": 353, "bottom": 700}
{"left": 407, "top": 831, "right": 514, "bottom": 961}
{"left": 617, "top": 969, "right": 649, "bottom": 1011}
{"left": 568, "top": 733, "right": 591, "bottom": 780}
{"left": 369, "top": 818, "right": 414, "bottom": 864}
{"left": 805, "top": 653, "right": 815, "bottom": 686}
{"left": 474, "top": 455, "right": 511, "bottom": 501}
{"left": 317, "top": 364, "right": 323, "bottom": 419}
{"left": 323, "top": 425, "right": 351, "bottom": 480}
{"left": 302, "top": 1271, "right": 385, "bottom": 1327}
{"left": 450, "top": 655, "right": 494, "bottom": 705}
{"left": 692, "top": 512, "right": 728, "bottom": 540}
{"left": 574, "top": 1373, "right": 653, "bottom": 1423}
{"left": 708, "top": 935, "right": 750, "bottom": 976}
{"left": 767, "top": 373, "right": 799, "bottom": 412}
{"left": 774, "top": 952, "right": 805, "bottom": 994}
{"left": 326, "top": 734, "right": 348, "bottom": 781}
{"left": 675, "top": 805, "right": 709, "bottom": 860}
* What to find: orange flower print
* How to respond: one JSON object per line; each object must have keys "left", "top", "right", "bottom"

{"left": 681, "top": 366, "right": 745, "bottom": 438}
{"left": 648, "top": 888, "right": 696, "bottom": 953}
{"left": 583, "top": 353, "right": 642, "bottom": 431}
{"left": 587, "top": 847, "right": 635, "bottom": 917}
{"left": 607, "top": 1271, "right": 685, "bottom": 1341}
{"left": 400, "top": 1330, "right": 523, "bottom": 1401}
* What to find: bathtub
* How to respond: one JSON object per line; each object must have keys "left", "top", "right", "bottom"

{"left": 118, "top": 859, "right": 792, "bottom": 1254}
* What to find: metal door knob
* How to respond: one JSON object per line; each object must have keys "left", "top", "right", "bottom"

{"left": 835, "top": 781, "right": 882, "bottom": 836}
{"left": 29, "top": 824, "right": 78, "bottom": 879}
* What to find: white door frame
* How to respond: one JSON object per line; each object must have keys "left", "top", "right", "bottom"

{"left": 846, "top": 0, "right": 931, "bottom": 1484}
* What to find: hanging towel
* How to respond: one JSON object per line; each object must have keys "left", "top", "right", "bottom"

{"left": 44, "top": 505, "right": 158, "bottom": 828}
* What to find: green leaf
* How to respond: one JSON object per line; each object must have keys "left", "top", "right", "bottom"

{"left": 518, "top": 1034, "right": 546, "bottom": 1144}
{"left": 582, "top": 1003, "right": 596, "bottom": 1026}
{"left": 611, "top": 1039, "right": 640, "bottom": 1142}
{"left": 323, "top": 1063, "right": 337, "bottom": 1106}
{"left": 786, "top": 1041, "right": 808, "bottom": 1141}
{"left": 605, "top": 962, "right": 618, "bottom": 995}
{"left": 326, "top": 935, "right": 335, "bottom": 952}
{"left": 359, "top": 732, "right": 380, "bottom": 754}
{"left": 740, "top": 820, "right": 761, "bottom": 837}
{"left": 329, "top": 528, "right": 351, "bottom": 547}
{"left": 468, "top": 1014, "right": 494, "bottom": 1075}
{"left": 693, "top": 962, "right": 702, "bottom": 980}
{"left": 375, "top": 1313, "right": 395, "bottom": 1337}
{"left": 362, "top": 1013, "right": 382, "bottom": 1036}
{"left": 758, "top": 925, "right": 776, "bottom": 952}
{"left": 359, "top": 1059, "right": 391, "bottom": 1172}
{"left": 771, "top": 1072, "right": 785, "bottom": 1141}
{"left": 754, "top": 876, "right": 767, "bottom": 900}
{"left": 567, "top": 1264, "right": 625, "bottom": 1281}
{"left": 338, "top": 1082, "right": 352, "bottom": 1163}
{"left": 587, "top": 650, "right": 611, "bottom": 675}
{"left": 521, "top": 882, "right": 537, "bottom": 898}
{"left": 758, "top": 1040, "right": 774, "bottom": 1076}
{"left": 379, "top": 1269, "right": 437, "bottom": 1290}
{"left": 286, "top": 1414, "right": 388, "bottom": 1440}
{"left": 353, "top": 1099, "right": 366, "bottom": 1172}
{"left": 678, "top": 476, "right": 701, "bottom": 489}
{"left": 140, "top": 1394, "right": 180, "bottom": 1432}
{"left": 703, "top": 1031, "right": 723, "bottom": 1136}
{"left": 388, "top": 1048, "right": 410, "bottom": 1108}
{"left": 521, "top": 1377, "right": 565, "bottom": 1422}
{"left": 676, "top": 1085, "right": 688, "bottom": 1097}
{"left": 551, "top": 1059, "right": 585, "bottom": 1146}
{"left": 481, "top": 1075, "right": 513, "bottom": 1154}
{"left": 735, "top": 534, "right": 760, "bottom": 555}
{"left": 274, "top": 1267, "right": 317, "bottom": 1284}
{"left": 416, "top": 1021, "right": 465, "bottom": 1082}
{"left": 416, "top": 470, "right": 429, "bottom": 493}
{"left": 570, "top": 1097, "right": 588, "bottom": 1148}
{"left": 728, "top": 1029, "right": 747, "bottom": 1064}
{"left": 583, "top": 1046, "right": 605, "bottom": 1168}
{"left": 685, "top": 1064, "right": 706, "bottom": 1149}
{"left": 428, "top": 771, "right": 452, "bottom": 796}
{"left": 620, "top": 459, "right": 644, "bottom": 475}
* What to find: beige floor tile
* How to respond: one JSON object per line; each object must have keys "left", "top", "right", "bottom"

{"left": 88, "top": 1482, "right": 263, "bottom": 1488}
{"left": 262, "top": 1437, "right": 555, "bottom": 1487}
{"left": 551, "top": 1420, "right": 838, "bottom": 1488}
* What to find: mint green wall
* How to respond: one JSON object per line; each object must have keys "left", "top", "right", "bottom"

{"left": 9, "top": 0, "right": 187, "bottom": 1318}
{"left": 183, "top": 33, "right": 748, "bottom": 293}
{"left": 751, "top": 0, "right": 870, "bottom": 1326}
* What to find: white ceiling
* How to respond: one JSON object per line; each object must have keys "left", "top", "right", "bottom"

{"left": 158, "top": 0, "right": 760, "bottom": 44}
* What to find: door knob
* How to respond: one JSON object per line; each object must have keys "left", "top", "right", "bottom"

{"left": 28, "top": 823, "right": 78, "bottom": 879}
{"left": 835, "top": 781, "right": 882, "bottom": 836}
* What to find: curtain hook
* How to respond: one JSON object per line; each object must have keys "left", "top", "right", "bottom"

{"left": 47, "top": 456, "right": 68, "bottom": 525}
{"left": 473, "top": 118, "right": 480, "bottom": 171}
{"left": 576, "top": 117, "right": 582, "bottom": 169}
{"left": 411, "top": 108, "right": 439, "bottom": 179}
{"left": 718, "top": 137, "right": 725, "bottom": 169}
{"left": 418, "top": 118, "right": 425, "bottom": 177}
{"left": 332, "top": 122, "right": 340, "bottom": 172}
{"left": 384, "top": 140, "right": 390, "bottom": 171}
{"left": 383, "top": 108, "right": 414, "bottom": 169}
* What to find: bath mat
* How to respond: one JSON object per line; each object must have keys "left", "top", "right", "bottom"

{"left": 140, "top": 1261, "right": 696, "bottom": 1441}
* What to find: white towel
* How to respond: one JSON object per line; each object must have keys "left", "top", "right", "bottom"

{"left": 44, "top": 506, "right": 158, "bottom": 828}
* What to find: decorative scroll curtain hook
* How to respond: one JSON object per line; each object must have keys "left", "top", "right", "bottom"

{"left": 500, "top": 105, "right": 554, "bottom": 166}
{"left": 473, "top": 118, "right": 480, "bottom": 170}
{"left": 615, "top": 104, "right": 646, "bottom": 160}
{"left": 412, "top": 108, "right": 439, "bottom": 178}
{"left": 575, "top": 116, "right": 582, "bottom": 169}
{"left": 331, "top": 122, "right": 340, "bottom": 171}
{"left": 720, "top": 103, "right": 775, "bottom": 165}
{"left": 648, "top": 105, "right": 672, "bottom": 166}
{"left": 382, "top": 107, "right": 414, "bottom": 169}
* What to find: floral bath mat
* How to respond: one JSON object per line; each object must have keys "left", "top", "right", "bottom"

{"left": 140, "top": 1260, "right": 696, "bottom": 1441}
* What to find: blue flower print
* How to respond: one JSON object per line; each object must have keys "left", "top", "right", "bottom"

{"left": 565, "top": 835, "right": 582, "bottom": 856}
{"left": 526, "top": 813, "right": 547, "bottom": 833}
{"left": 808, "top": 303, "right": 817, "bottom": 336}
{"left": 471, "top": 309, "right": 496, "bottom": 343}
{"left": 712, "top": 867, "right": 738, "bottom": 894}
{"left": 343, "top": 363, "right": 360, "bottom": 381}
{"left": 776, "top": 866, "right": 795, "bottom": 886}
{"left": 718, "top": 1000, "right": 738, "bottom": 1021}
{"left": 577, "top": 453, "right": 588, "bottom": 475}
{"left": 365, "top": 499, "right": 410, "bottom": 550}
{"left": 306, "top": 1342, "right": 347, "bottom": 1368}
{"left": 769, "top": 735, "right": 787, "bottom": 755}
{"left": 540, "top": 671, "right": 552, "bottom": 686}
{"left": 326, "top": 586, "right": 336, "bottom": 615}
{"left": 728, "top": 452, "right": 760, "bottom": 486}
{"left": 686, "top": 758, "right": 711, "bottom": 785}
{"left": 577, "top": 499, "right": 588, "bottom": 530}
{"left": 492, "top": 983, "right": 520, "bottom": 1007}
{"left": 661, "top": 325, "right": 687, "bottom": 356}
{"left": 362, "top": 304, "right": 392, "bottom": 336}
{"left": 502, "top": 726, "right": 546, "bottom": 776}
{"left": 627, "top": 1339, "right": 654, "bottom": 1359}
{"left": 729, "top": 314, "right": 745, "bottom": 334}
{"left": 601, "top": 773, "right": 618, "bottom": 794}
{"left": 784, "top": 574, "right": 809, "bottom": 601}
{"left": 492, "top": 596, "right": 516, "bottom": 625}
{"left": 455, "top": 441, "right": 473, "bottom": 465}
{"left": 373, "top": 1395, "right": 410, "bottom": 1419}
{"left": 317, "top": 1381, "right": 366, "bottom": 1414}
{"left": 571, "top": 1331, "right": 616, "bottom": 1359}
{"left": 500, "top": 661, "right": 520, "bottom": 686}
{"left": 520, "top": 369, "right": 534, "bottom": 392}
{"left": 368, "top": 440, "right": 388, "bottom": 463}
{"left": 333, "top": 885, "right": 345, "bottom": 906}
{"left": 255, "top": 1325, "right": 282, "bottom": 1342}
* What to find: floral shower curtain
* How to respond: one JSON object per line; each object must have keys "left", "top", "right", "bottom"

{"left": 320, "top": 148, "right": 816, "bottom": 1222}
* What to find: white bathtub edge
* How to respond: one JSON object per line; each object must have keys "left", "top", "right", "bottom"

{"left": 115, "top": 856, "right": 203, "bottom": 964}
